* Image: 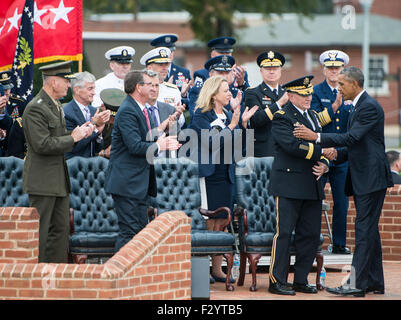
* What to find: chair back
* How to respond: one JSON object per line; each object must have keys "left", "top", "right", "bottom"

{"left": 0, "top": 157, "right": 29, "bottom": 206}
{"left": 235, "top": 157, "right": 276, "bottom": 234}
{"left": 152, "top": 157, "right": 206, "bottom": 230}
{"left": 67, "top": 156, "right": 118, "bottom": 233}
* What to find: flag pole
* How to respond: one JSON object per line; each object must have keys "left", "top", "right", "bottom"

{"left": 78, "top": 56, "right": 82, "bottom": 72}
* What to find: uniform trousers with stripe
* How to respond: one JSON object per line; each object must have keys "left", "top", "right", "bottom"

{"left": 269, "top": 196, "right": 322, "bottom": 285}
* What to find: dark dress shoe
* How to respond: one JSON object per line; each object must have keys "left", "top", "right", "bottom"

{"left": 366, "top": 286, "right": 385, "bottom": 294}
{"left": 332, "top": 245, "right": 351, "bottom": 254}
{"left": 210, "top": 276, "right": 215, "bottom": 284}
{"left": 326, "top": 286, "right": 365, "bottom": 297}
{"left": 293, "top": 283, "right": 318, "bottom": 294}
{"left": 211, "top": 274, "right": 236, "bottom": 283}
{"left": 268, "top": 281, "right": 296, "bottom": 296}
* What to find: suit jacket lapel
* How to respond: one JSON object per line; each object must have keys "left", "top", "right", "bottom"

{"left": 72, "top": 101, "right": 87, "bottom": 124}
{"left": 348, "top": 91, "right": 367, "bottom": 129}
{"left": 290, "top": 103, "right": 314, "bottom": 130}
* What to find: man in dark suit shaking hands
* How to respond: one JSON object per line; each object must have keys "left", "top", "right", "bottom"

{"left": 294, "top": 66, "right": 394, "bottom": 297}
{"left": 105, "top": 70, "right": 181, "bottom": 252}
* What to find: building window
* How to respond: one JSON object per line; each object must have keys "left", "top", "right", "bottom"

{"left": 283, "top": 54, "right": 292, "bottom": 69}
{"left": 311, "top": 53, "right": 320, "bottom": 69}
{"left": 368, "top": 54, "right": 389, "bottom": 96}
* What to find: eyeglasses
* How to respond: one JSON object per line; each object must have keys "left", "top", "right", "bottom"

{"left": 140, "top": 82, "right": 159, "bottom": 88}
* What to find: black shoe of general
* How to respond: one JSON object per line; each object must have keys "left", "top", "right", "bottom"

{"left": 268, "top": 281, "right": 296, "bottom": 296}
{"left": 332, "top": 245, "right": 351, "bottom": 254}
{"left": 293, "top": 283, "right": 318, "bottom": 294}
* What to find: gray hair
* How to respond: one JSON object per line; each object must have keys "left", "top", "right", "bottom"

{"left": 124, "top": 69, "right": 158, "bottom": 94}
{"left": 340, "top": 66, "right": 364, "bottom": 88}
{"left": 70, "top": 71, "right": 96, "bottom": 89}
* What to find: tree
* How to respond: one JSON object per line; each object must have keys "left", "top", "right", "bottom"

{"left": 179, "top": 0, "right": 324, "bottom": 43}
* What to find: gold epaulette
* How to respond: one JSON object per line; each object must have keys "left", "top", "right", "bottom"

{"left": 163, "top": 81, "right": 178, "bottom": 89}
{"left": 16, "top": 117, "right": 23, "bottom": 128}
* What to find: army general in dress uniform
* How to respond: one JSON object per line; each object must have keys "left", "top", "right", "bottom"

{"left": 311, "top": 50, "right": 352, "bottom": 254}
{"left": 22, "top": 61, "right": 93, "bottom": 263}
{"left": 245, "top": 51, "right": 288, "bottom": 157}
{"left": 268, "top": 76, "right": 330, "bottom": 296}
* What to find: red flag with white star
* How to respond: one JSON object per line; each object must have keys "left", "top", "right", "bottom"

{"left": 0, "top": 0, "right": 82, "bottom": 70}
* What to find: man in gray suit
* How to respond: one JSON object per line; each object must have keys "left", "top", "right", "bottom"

{"left": 146, "top": 73, "right": 184, "bottom": 157}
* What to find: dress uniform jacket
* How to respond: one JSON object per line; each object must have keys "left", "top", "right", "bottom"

{"left": 270, "top": 103, "right": 329, "bottom": 200}
{"left": 92, "top": 72, "right": 124, "bottom": 108}
{"left": 311, "top": 80, "right": 352, "bottom": 133}
{"left": 246, "top": 82, "right": 286, "bottom": 157}
{"left": 7, "top": 117, "right": 26, "bottom": 159}
{"left": 22, "top": 89, "right": 75, "bottom": 196}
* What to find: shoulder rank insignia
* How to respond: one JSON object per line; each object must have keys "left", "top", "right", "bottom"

{"left": 163, "top": 81, "right": 178, "bottom": 89}
{"left": 16, "top": 117, "right": 23, "bottom": 128}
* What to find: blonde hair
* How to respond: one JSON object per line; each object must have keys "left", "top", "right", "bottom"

{"left": 195, "top": 76, "right": 228, "bottom": 113}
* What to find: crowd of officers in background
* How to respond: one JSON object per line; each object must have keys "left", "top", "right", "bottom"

{"left": 0, "top": 34, "right": 397, "bottom": 296}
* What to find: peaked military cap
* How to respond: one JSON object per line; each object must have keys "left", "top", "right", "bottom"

{"left": 204, "top": 55, "right": 235, "bottom": 72}
{"left": 207, "top": 37, "right": 236, "bottom": 53}
{"left": 283, "top": 75, "right": 314, "bottom": 96}
{"left": 100, "top": 88, "right": 126, "bottom": 116}
{"left": 105, "top": 46, "right": 135, "bottom": 63}
{"left": 140, "top": 47, "right": 172, "bottom": 66}
{"left": 257, "top": 50, "right": 285, "bottom": 68}
{"left": 0, "top": 70, "right": 14, "bottom": 90}
{"left": 39, "top": 61, "right": 75, "bottom": 79}
{"left": 319, "top": 50, "right": 349, "bottom": 67}
{"left": 150, "top": 34, "right": 178, "bottom": 51}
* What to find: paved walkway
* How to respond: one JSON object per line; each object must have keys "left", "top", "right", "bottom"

{"left": 210, "top": 262, "right": 401, "bottom": 300}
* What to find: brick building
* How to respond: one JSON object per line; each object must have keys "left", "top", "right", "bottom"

{"left": 83, "top": 0, "right": 401, "bottom": 142}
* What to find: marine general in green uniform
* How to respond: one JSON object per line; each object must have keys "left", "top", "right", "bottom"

{"left": 22, "top": 61, "right": 93, "bottom": 263}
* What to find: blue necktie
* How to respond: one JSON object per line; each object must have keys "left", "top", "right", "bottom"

{"left": 333, "top": 88, "right": 337, "bottom": 96}
{"left": 148, "top": 105, "right": 160, "bottom": 127}
{"left": 84, "top": 107, "right": 91, "bottom": 122}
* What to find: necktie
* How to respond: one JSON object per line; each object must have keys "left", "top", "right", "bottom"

{"left": 333, "top": 88, "right": 337, "bottom": 96}
{"left": 142, "top": 107, "right": 151, "bottom": 133}
{"left": 273, "top": 89, "right": 278, "bottom": 97}
{"left": 84, "top": 107, "right": 91, "bottom": 122}
{"left": 148, "top": 106, "right": 160, "bottom": 127}
{"left": 303, "top": 111, "right": 315, "bottom": 130}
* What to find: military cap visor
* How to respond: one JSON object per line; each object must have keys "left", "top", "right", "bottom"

{"left": 0, "top": 71, "right": 14, "bottom": 90}
{"left": 150, "top": 34, "right": 178, "bottom": 50}
{"left": 100, "top": 88, "right": 126, "bottom": 116}
{"left": 204, "top": 55, "right": 235, "bottom": 72}
{"left": 283, "top": 75, "right": 314, "bottom": 96}
{"left": 208, "top": 37, "right": 236, "bottom": 53}
{"left": 39, "top": 61, "right": 75, "bottom": 79}
{"left": 319, "top": 50, "right": 349, "bottom": 67}
{"left": 105, "top": 46, "right": 135, "bottom": 63}
{"left": 140, "top": 47, "right": 172, "bottom": 66}
{"left": 257, "top": 51, "right": 285, "bottom": 68}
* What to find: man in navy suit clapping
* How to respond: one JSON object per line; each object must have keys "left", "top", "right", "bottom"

{"left": 63, "top": 72, "right": 110, "bottom": 159}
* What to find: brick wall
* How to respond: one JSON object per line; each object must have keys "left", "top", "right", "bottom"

{"left": 322, "top": 185, "right": 401, "bottom": 261}
{"left": 0, "top": 207, "right": 192, "bottom": 300}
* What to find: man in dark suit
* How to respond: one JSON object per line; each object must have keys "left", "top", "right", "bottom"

{"left": 386, "top": 150, "right": 401, "bottom": 184}
{"left": 22, "top": 61, "right": 93, "bottom": 263}
{"left": 245, "top": 51, "right": 288, "bottom": 157}
{"left": 294, "top": 66, "right": 394, "bottom": 297}
{"left": 268, "top": 75, "right": 330, "bottom": 296}
{"left": 63, "top": 71, "right": 111, "bottom": 159}
{"left": 105, "top": 70, "right": 181, "bottom": 252}
{"left": 311, "top": 50, "right": 352, "bottom": 254}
